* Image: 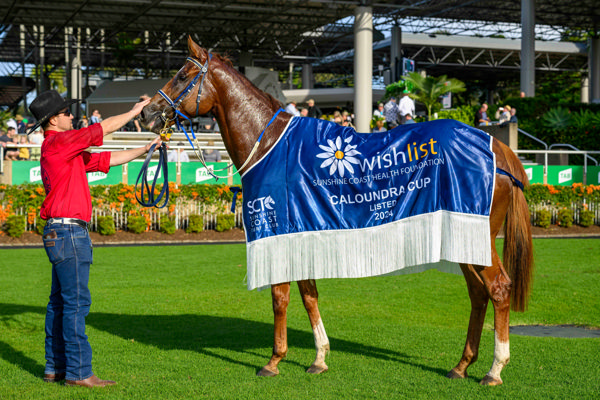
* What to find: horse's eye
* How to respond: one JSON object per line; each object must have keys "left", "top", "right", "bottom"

{"left": 178, "top": 73, "right": 187, "bottom": 82}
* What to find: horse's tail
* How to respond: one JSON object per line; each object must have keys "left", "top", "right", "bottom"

{"left": 501, "top": 146, "right": 534, "bottom": 312}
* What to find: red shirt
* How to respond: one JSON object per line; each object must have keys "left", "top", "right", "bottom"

{"left": 40, "top": 123, "right": 111, "bottom": 222}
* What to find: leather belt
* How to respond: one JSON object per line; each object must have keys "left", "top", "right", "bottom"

{"left": 47, "top": 218, "right": 89, "bottom": 229}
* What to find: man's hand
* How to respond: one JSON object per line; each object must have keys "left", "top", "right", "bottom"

{"left": 145, "top": 136, "right": 162, "bottom": 152}
{"left": 131, "top": 99, "right": 151, "bottom": 117}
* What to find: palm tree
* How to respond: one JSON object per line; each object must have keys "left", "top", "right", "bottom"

{"left": 401, "top": 72, "right": 466, "bottom": 120}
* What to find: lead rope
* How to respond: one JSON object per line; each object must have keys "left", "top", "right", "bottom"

{"left": 135, "top": 142, "right": 170, "bottom": 208}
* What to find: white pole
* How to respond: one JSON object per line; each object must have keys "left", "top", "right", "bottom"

{"left": 354, "top": 6, "right": 373, "bottom": 133}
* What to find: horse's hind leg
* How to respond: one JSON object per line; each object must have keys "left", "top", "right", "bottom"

{"left": 297, "top": 279, "right": 330, "bottom": 374}
{"left": 448, "top": 263, "right": 490, "bottom": 380}
{"left": 478, "top": 253, "right": 512, "bottom": 386}
{"left": 257, "top": 282, "right": 290, "bottom": 377}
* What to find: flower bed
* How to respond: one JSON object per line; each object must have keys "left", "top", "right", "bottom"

{"left": 0, "top": 183, "right": 243, "bottom": 237}
{"left": 2, "top": 183, "right": 599, "bottom": 238}
{"left": 524, "top": 183, "right": 600, "bottom": 228}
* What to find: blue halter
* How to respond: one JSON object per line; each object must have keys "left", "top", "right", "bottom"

{"left": 157, "top": 55, "right": 212, "bottom": 148}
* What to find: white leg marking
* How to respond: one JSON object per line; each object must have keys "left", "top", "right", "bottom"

{"left": 313, "top": 318, "right": 330, "bottom": 366}
{"left": 487, "top": 331, "right": 510, "bottom": 379}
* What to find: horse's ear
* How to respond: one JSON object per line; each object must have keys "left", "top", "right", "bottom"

{"left": 187, "top": 36, "right": 206, "bottom": 59}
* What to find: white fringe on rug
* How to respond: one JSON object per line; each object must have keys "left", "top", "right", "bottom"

{"left": 246, "top": 210, "right": 491, "bottom": 290}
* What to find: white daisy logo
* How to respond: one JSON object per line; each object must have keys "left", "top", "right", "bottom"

{"left": 316, "top": 136, "right": 361, "bottom": 177}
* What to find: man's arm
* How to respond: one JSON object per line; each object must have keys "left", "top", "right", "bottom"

{"left": 109, "top": 136, "right": 162, "bottom": 166}
{"left": 100, "top": 99, "right": 150, "bottom": 136}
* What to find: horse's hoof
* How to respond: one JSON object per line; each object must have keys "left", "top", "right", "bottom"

{"left": 480, "top": 374, "right": 503, "bottom": 386}
{"left": 446, "top": 369, "right": 467, "bottom": 379}
{"left": 257, "top": 367, "right": 279, "bottom": 377}
{"left": 306, "top": 364, "right": 328, "bottom": 374}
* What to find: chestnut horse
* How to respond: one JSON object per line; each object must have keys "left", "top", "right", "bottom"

{"left": 140, "top": 37, "right": 534, "bottom": 385}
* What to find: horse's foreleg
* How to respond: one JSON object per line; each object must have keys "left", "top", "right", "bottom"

{"left": 297, "top": 279, "right": 330, "bottom": 374}
{"left": 479, "top": 254, "right": 512, "bottom": 386}
{"left": 448, "top": 263, "right": 489, "bottom": 380}
{"left": 257, "top": 282, "right": 290, "bottom": 377}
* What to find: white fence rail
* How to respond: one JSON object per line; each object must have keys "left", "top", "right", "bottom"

{"left": 8, "top": 201, "right": 600, "bottom": 233}
{"left": 529, "top": 202, "right": 600, "bottom": 225}
{"left": 12, "top": 200, "right": 244, "bottom": 233}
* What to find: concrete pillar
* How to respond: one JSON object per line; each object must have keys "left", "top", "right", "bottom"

{"left": 65, "top": 27, "right": 72, "bottom": 101}
{"left": 20, "top": 25, "right": 27, "bottom": 111}
{"left": 39, "top": 25, "right": 47, "bottom": 92}
{"left": 589, "top": 36, "right": 600, "bottom": 103}
{"left": 71, "top": 28, "right": 82, "bottom": 116}
{"left": 390, "top": 25, "right": 402, "bottom": 82}
{"left": 288, "top": 62, "right": 294, "bottom": 90}
{"left": 581, "top": 76, "right": 589, "bottom": 103}
{"left": 520, "top": 0, "right": 535, "bottom": 97}
{"left": 302, "top": 63, "right": 313, "bottom": 89}
{"left": 354, "top": 6, "right": 373, "bottom": 133}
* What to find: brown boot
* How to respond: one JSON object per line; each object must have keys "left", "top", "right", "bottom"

{"left": 43, "top": 372, "right": 66, "bottom": 383}
{"left": 65, "top": 374, "right": 116, "bottom": 388}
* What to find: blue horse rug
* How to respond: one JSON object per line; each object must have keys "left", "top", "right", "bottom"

{"left": 241, "top": 118, "right": 496, "bottom": 290}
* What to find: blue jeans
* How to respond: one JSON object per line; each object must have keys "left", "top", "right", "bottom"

{"left": 42, "top": 223, "right": 94, "bottom": 381}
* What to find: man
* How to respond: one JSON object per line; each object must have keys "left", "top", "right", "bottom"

{"left": 474, "top": 103, "right": 491, "bottom": 126}
{"left": 306, "top": 99, "right": 322, "bottom": 119}
{"left": 299, "top": 107, "right": 308, "bottom": 117}
{"left": 383, "top": 97, "right": 400, "bottom": 129}
{"left": 404, "top": 113, "right": 416, "bottom": 124}
{"left": 3, "top": 127, "right": 20, "bottom": 160}
{"left": 90, "top": 109, "right": 102, "bottom": 124}
{"left": 28, "top": 90, "right": 160, "bottom": 388}
{"left": 509, "top": 107, "right": 518, "bottom": 124}
{"left": 284, "top": 100, "right": 300, "bottom": 117}
{"left": 202, "top": 140, "right": 222, "bottom": 162}
{"left": 168, "top": 142, "right": 191, "bottom": 162}
{"left": 373, "top": 103, "right": 384, "bottom": 118}
{"left": 398, "top": 90, "right": 415, "bottom": 124}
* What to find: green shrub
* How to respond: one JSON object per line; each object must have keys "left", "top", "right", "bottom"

{"left": 524, "top": 184, "right": 553, "bottom": 205}
{"left": 128, "top": 215, "right": 147, "bottom": 234}
{"left": 534, "top": 209, "right": 552, "bottom": 228}
{"left": 160, "top": 216, "right": 176, "bottom": 235}
{"left": 557, "top": 208, "right": 573, "bottom": 228}
{"left": 436, "top": 105, "right": 475, "bottom": 126}
{"left": 5, "top": 215, "right": 26, "bottom": 238}
{"left": 186, "top": 214, "right": 204, "bottom": 233}
{"left": 215, "top": 213, "right": 235, "bottom": 232}
{"left": 579, "top": 209, "right": 595, "bottom": 227}
{"left": 97, "top": 216, "right": 116, "bottom": 235}
{"left": 36, "top": 218, "right": 47, "bottom": 235}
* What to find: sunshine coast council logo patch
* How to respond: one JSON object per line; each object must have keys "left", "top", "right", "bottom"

{"left": 316, "top": 136, "right": 361, "bottom": 177}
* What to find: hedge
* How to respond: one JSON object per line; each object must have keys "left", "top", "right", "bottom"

{"left": 2, "top": 182, "right": 600, "bottom": 237}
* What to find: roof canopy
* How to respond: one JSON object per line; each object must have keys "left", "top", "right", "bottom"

{"left": 1, "top": 0, "right": 597, "bottom": 78}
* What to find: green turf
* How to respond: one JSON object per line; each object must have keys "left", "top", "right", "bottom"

{"left": 0, "top": 239, "right": 598, "bottom": 399}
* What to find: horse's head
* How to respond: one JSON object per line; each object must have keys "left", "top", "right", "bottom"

{"left": 140, "top": 37, "right": 216, "bottom": 134}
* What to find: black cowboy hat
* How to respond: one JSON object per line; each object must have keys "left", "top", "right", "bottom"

{"left": 27, "top": 90, "right": 79, "bottom": 134}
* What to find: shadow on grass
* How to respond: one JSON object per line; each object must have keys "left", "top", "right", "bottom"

{"left": 0, "top": 302, "right": 449, "bottom": 378}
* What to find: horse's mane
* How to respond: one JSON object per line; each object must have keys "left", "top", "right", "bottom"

{"left": 209, "top": 51, "right": 284, "bottom": 109}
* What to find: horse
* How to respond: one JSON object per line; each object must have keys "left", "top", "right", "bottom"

{"left": 139, "top": 36, "right": 534, "bottom": 386}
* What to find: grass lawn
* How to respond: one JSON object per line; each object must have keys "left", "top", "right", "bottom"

{"left": 0, "top": 239, "right": 598, "bottom": 399}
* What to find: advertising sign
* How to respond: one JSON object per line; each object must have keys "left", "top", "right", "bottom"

{"left": 523, "top": 165, "right": 544, "bottom": 184}
{"left": 587, "top": 166, "right": 600, "bottom": 185}
{"left": 11, "top": 161, "right": 122, "bottom": 185}
{"left": 546, "top": 166, "right": 583, "bottom": 186}
{"left": 127, "top": 161, "right": 177, "bottom": 185}
{"left": 180, "top": 162, "right": 241, "bottom": 185}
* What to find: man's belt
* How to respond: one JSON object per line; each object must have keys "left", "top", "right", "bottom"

{"left": 47, "top": 218, "right": 89, "bottom": 229}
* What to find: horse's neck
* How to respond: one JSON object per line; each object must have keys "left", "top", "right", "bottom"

{"left": 211, "top": 68, "right": 287, "bottom": 170}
